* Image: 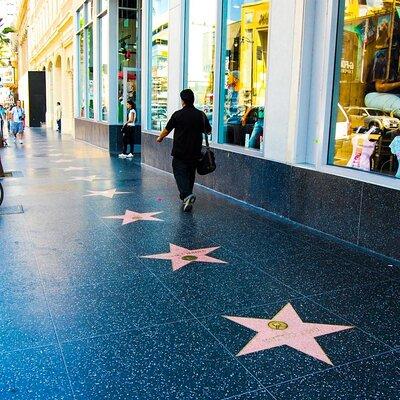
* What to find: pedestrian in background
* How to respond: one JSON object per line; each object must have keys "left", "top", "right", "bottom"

{"left": 7, "top": 104, "right": 13, "bottom": 139}
{"left": 119, "top": 100, "right": 136, "bottom": 159}
{"left": 156, "top": 89, "right": 211, "bottom": 212}
{"left": 10, "top": 100, "right": 25, "bottom": 145}
{"left": 56, "top": 102, "right": 62, "bottom": 133}
{"left": 0, "top": 104, "right": 6, "bottom": 137}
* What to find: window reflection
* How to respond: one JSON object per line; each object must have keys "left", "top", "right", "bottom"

{"left": 222, "top": 0, "right": 269, "bottom": 150}
{"left": 150, "top": 0, "right": 169, "bottom": 131}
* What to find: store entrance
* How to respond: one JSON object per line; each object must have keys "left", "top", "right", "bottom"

{"left": 121, "top": 67, "right": 141, "bottom": 125}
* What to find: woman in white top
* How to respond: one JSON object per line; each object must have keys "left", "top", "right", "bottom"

{"left": 119, "top": 100, "right": 136, "bottom": 158}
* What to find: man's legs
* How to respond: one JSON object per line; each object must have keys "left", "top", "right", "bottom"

{"left": 57, "top": 119, "right": 61, "bottom": 133}
{"left": 172, "top": 158, "right": 195, "bottom": 200}
{"left": 17, "top": 123, "right": 24, "bottom": 143}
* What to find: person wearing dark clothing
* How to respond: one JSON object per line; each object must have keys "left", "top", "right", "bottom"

{"left": 119, "top": 100, "right": 136, "bottom": 158}
{"left": 156, "top": 89, "right": 211, "bottom": 212}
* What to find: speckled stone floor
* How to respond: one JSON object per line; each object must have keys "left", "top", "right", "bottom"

{"left": 0, "top": 128, "right": 399, "bottom": 399}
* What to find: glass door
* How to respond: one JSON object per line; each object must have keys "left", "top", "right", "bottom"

{"left": 121, "top": 67, "right": 141, "bottom": 124}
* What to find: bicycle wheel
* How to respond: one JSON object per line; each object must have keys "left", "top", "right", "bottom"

{"left": 0, "top": 182, "right": 3, "bottom": 206}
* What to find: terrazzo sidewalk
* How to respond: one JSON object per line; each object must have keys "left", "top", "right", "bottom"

{"left": 0, "top": 128, "right": 399, "bottom": 399}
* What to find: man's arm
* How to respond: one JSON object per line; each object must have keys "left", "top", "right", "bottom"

{"left": 157, "top": 128, "right": 170, "bottom": 143}
{"left": 205, "top": 115, "right": 212, "bottom": 135}
{"left": 375, "top": 80, "right": 400, "bottom": 93}
{"left": 157, "top": 113, "right": 175, "bottom": 142}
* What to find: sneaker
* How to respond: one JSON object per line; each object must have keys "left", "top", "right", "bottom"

{"left": 183, "top": 194, "right": 196, "bottom": 212}
{"left": 127, "top": 153, "right": 134, "bottom": 158}
{"left": 118, "top": 153, "right": 127, "bottom": 158}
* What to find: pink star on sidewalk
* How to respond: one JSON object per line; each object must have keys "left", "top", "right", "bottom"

{"left": 69, "top": 175, "right": 98, "bottom": 182}
{"left": 54, "top": 159, "right": 74, "bottom": 163}
{"left": 61, "top": 167, "right": 88, "bottom": 171}
{"left": 141, "top": 244, "right": 227, "bottom": 271}
{"left": 103, "top": 210, "right": 163, "bottom": 225}
{"left": 224, "top": 303, "right": 354, "bottom": 365}
{"left": 83, "top": 188, "right": 131, "bottom": 198}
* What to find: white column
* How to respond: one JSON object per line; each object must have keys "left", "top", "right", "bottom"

{"left": 263, "top": 0, "right": 297, "bottom": 163}
{"left": 141, "top": 0, "right": 150, "bottom": 130}
{"left": 92, "top": 0, "right": 100, "bottom": 121}
{"left": 167, "top": 0, "right": 185, "bottom": 116}
{"left": 108, "top": 0, "right": 119, "bottom": 124}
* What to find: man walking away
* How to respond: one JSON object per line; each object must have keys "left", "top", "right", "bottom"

{"left": 156, "top": 89, "right": 211, "bottom": 212}
{"left": 10, "top": 100, "right": 25, "bottom": 144}
{"left": 56, "top": 102, "right": 62, "bottom": 133}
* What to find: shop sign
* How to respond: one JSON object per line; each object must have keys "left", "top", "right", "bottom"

{"left": 259, "top": 13, "right": 268, "bottom": 26}
{"left": 0, "top": 67, "right": 14, "bottom": 85}
{"left": 341, "top": 59, "right": 354, "bottom": 74}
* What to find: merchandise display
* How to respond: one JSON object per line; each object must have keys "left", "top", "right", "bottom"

{"left": 331, "top": 0, "right": 400, "bottom": 178}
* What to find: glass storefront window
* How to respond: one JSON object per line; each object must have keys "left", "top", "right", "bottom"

{"left": 149, "top": 0, "right": 169, "bottom": 131}
{"left": 87, "top": 25, "right": 94, "bottom": 119}
{"left": 78, "top": 31, "right": 85, "bottom": 117}
{"left": 99, "top": 0, "right": 108, "bottom": 13}
{"left": 77, "top": 7, "right": 85, "bottom": 29}
{"left": 118, "top": 5, "right": 140, "bottom": 124}
{"left": 220, "top": 0, "right": 269, "bottom": 150}
{"left": 330, "top": 0, "right": 400, "bottom": 179}
{"left": 100, "top": 14, "right": 109, "bottom": 121}
{"left": 186, "top": 0, "right": 217, "bottom": 126}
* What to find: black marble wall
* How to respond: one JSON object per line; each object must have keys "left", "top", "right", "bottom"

{"left": 141, "top": 132, "right": 400, "bottom": 261}
{"left": 75, "top": 119, "right": 142, "bottom": 155}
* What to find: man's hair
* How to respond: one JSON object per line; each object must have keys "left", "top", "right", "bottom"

{"left": 180, "top": 89, "right": 194, "bottom": 105}
{"left": 57, "top": 102, "right": 60, "bottom": 105}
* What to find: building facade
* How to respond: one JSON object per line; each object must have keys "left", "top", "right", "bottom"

{"left": 74, "top": 0, "right": 400, "bottom": 260}
{"left": 16, "top": 0, "right": 75, "bottom": 133}
{"left": 73, "top": 0, "right": 142, "bottom": 151}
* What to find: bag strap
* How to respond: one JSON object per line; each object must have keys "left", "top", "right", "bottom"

{"left": 202, "top": 113, "right": 210, "bottom": 148}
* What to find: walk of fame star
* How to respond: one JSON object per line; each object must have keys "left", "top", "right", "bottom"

{"left": 83, "top": 188, "right": 131, "bottom": 198}
{"left": 141, "top": 244, "right": 227, "bottom": 271}
{"left": 69, "top": 175, "right": 98, "bottom": 182}
{"left": 103, "top": 210, "right": 163, "bottom": 225}
{"left": 61, "top": 167, "right": 88, "bottom": 172}
{"left": 54, "top": 159, "right": 74, "bottom": 163}
{"left": 224, "top": 303, "right": 354, "bottom": 365}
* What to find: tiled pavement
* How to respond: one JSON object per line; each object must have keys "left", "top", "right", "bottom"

{"left": 0, "top": 128, "right": 399, "bottom": 399}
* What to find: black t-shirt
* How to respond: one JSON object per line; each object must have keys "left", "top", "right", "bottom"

{"left": 165, "top": 105, "right": 211, "bottom": 161}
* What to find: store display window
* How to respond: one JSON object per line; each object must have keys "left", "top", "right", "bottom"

{"left": 76, "top": 1, "right": 94, "bottom": 120}
{"left": 330, "top": 0, "right": 400, "bottom": 178}
{"left": 185, "top": 0, "right": 217, "bottom": 128}
{"left": 149, "top": 0, "right": 169, "bottom": 131}
{"left": 219, "top": 0, "right": 269, "bottom": 150}
{"left": 118, "top": 1, "right": 140, "bottom": 124}
{"left": 99, "top": 14, "right": 109, "bottom": 121}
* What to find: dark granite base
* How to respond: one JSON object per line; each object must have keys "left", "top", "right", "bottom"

{"left": 141, "top": 132, "right": 400, "bottom": 261}
{"left": 75, "top": 119, "right": 141, "bottom": 155}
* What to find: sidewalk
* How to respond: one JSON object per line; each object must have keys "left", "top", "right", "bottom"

{"left": 0, "top": 128, "right": 399, "bottom": 399}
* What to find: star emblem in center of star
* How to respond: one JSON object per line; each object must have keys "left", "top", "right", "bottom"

{"left": 224, "top": 303, "right": 354, "bottom": 365}
{"left": 69, "top": 175, "right": 98, "bottom": 182}
{"left": 103, "top": 210, "right": 163, "bottom": 225}
{"left": 141, "top": 244, "right": 227, "bottom": 271}
{"left": 83, "top": 188, "right": 131, "bottom": 198}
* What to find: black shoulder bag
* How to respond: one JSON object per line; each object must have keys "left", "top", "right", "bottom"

{"left": 197, "top": 114, "right": 216, "bottom": 175}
